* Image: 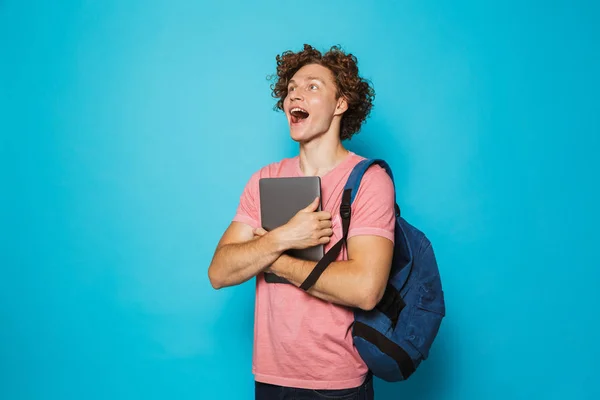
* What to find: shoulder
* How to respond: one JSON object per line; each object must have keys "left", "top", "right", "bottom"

{"left": 348, "top": 159, "right": 396, "bottom": 213}
{"left": 242, "top": 156, "right": 297, "bottom": 180}
{"left": 363, "top": 163, "right": 393, "bottom": 184}
{"left": 354, "top": 159, "right": 395, "bottom": 194}
{"left": 346, "top": 153, "right": 393, "bottom": 181}
{"left": 345, "top": 157, "right": 397, "bottom": 238}
{"left": 247, "top": 156, "right": 299, "bottom": 180}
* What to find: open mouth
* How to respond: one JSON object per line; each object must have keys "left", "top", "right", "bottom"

{"left": 290, "top": 107, "right": 310, "bottom": 124}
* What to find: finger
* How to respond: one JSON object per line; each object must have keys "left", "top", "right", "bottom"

{"left": 302, "top": 197, "right": 320, "bottom": 212}
{"left": 253, "top": 227, "right": 268, "bottom": 236}
{"left": 319, "top": 220, "right": 332, "bottom": 229}
{"left": 319, "top": 228, "right": 333, "bottom": 237}
{"left": 319, "top": 236, "right": 331, "bottom": 244}
{"left": 315, "top": 211, "right": 332, "bottom": 220}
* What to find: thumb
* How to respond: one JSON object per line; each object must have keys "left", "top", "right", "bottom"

{"left": 302, "top": 196, "right": 320, "bottom": 212}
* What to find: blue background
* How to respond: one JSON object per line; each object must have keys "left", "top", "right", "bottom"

{"left": 2, "top": 0, "right": 599, "bottom": 399}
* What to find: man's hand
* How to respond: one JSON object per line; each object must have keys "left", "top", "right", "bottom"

{"left": 268, "top": 197, "right": 334, "bottom": 251}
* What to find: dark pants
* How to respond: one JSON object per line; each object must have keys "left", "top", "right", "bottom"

{"left": 255, "top": 372, "right": 374, "bottom": 400}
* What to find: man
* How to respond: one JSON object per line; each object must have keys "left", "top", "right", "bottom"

{"left": 208, "top": 44, "right": 396, "bottom": 399}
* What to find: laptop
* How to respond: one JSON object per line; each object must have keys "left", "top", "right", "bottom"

{"left": 259, "top": 176, "right": 325, "bottom": 283}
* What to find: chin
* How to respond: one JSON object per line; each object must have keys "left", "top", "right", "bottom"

{"left": 289, "top": 126, "right": 323, "bottom": 144}
{"left": 289, "top": 127, "right": 308, "bottom": 142}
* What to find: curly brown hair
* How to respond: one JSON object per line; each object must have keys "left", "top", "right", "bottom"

{"left": 269, "top": 44, "right": 375, "bottom": 141}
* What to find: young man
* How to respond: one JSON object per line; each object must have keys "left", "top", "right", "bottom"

{"left": 208, "top": 44, "right": 396, "bottom": 399}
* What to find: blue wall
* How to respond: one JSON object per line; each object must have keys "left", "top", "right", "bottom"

{"left": 2, "top": 1, "right": 598, "bottom": 399}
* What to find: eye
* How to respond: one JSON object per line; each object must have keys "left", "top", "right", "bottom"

{"left": 309, "top": 84, "right": 318, "bottom": 90}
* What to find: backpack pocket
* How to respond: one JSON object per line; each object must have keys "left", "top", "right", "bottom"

{"left": 406, "top": 277, "right": 445, "bottom": 360}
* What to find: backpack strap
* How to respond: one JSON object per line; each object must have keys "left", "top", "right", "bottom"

{"left": 300, "top": 158, "right": 398, "bottom": 291}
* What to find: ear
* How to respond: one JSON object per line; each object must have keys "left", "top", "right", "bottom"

{"left": 334, "top": 96, "right": 348, "bottom": 116}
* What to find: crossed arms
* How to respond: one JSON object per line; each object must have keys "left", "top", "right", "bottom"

{"left": 207, "top": 197, "right": 394, "bottom": 310}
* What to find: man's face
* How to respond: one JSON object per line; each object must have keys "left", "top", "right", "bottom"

{"left": 283, "top": 63, "right": 347, "bottom": 143}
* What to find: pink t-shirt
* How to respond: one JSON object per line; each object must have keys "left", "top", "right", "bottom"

{"left": 233, "top": 151, "right": 396, "bottom": 390}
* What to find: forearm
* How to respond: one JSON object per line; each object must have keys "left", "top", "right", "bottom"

{"left": 209, "top": 234, "right": 284, "bottom": 289}
{"left": 269, "top": 254, "right": 375, "bottom": 309}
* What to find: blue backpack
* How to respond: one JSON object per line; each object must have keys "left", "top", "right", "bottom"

{"left": 298, "top": 159, "right": 446, "bottom": 382}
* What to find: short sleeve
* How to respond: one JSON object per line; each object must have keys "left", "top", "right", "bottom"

{"left": 232, "top": 171, "right": 261, "bottom": 229}
{"left": 347, "top": 165, "right": 396, "bottom": 243}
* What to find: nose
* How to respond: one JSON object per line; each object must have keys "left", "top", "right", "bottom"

{"left": 289, "top": 89, "right": 303, "bottom": 102}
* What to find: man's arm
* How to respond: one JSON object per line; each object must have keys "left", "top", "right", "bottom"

{"left": 208, "top": 222, "right": 285, "bottom": 289}
{"left": 208, "top": 197, "right": 333, "bottom": 289}
{"left": 261, "top": 230, "right": 394, "bottom": 310}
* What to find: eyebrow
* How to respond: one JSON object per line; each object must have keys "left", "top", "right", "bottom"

{"left": 289, "top": 76, "right": 327, "bottom": 86}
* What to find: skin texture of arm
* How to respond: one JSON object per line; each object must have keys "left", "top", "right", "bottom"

{"left": 208, "top": 197, "right": 332, "bottom": 289}
{"left": 207, "top": 222, "right": 285, "bottom": 289}
{"left": 257, "top": 228, "right": 394, "bottom": 310}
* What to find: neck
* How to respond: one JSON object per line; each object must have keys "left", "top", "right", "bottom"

{"left": 298, "top": 133, "right": 349, "bottom": 177}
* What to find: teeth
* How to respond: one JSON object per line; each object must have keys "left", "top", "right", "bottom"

{"left": 290, "top": 107, "right": 309, "bottom": 118}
